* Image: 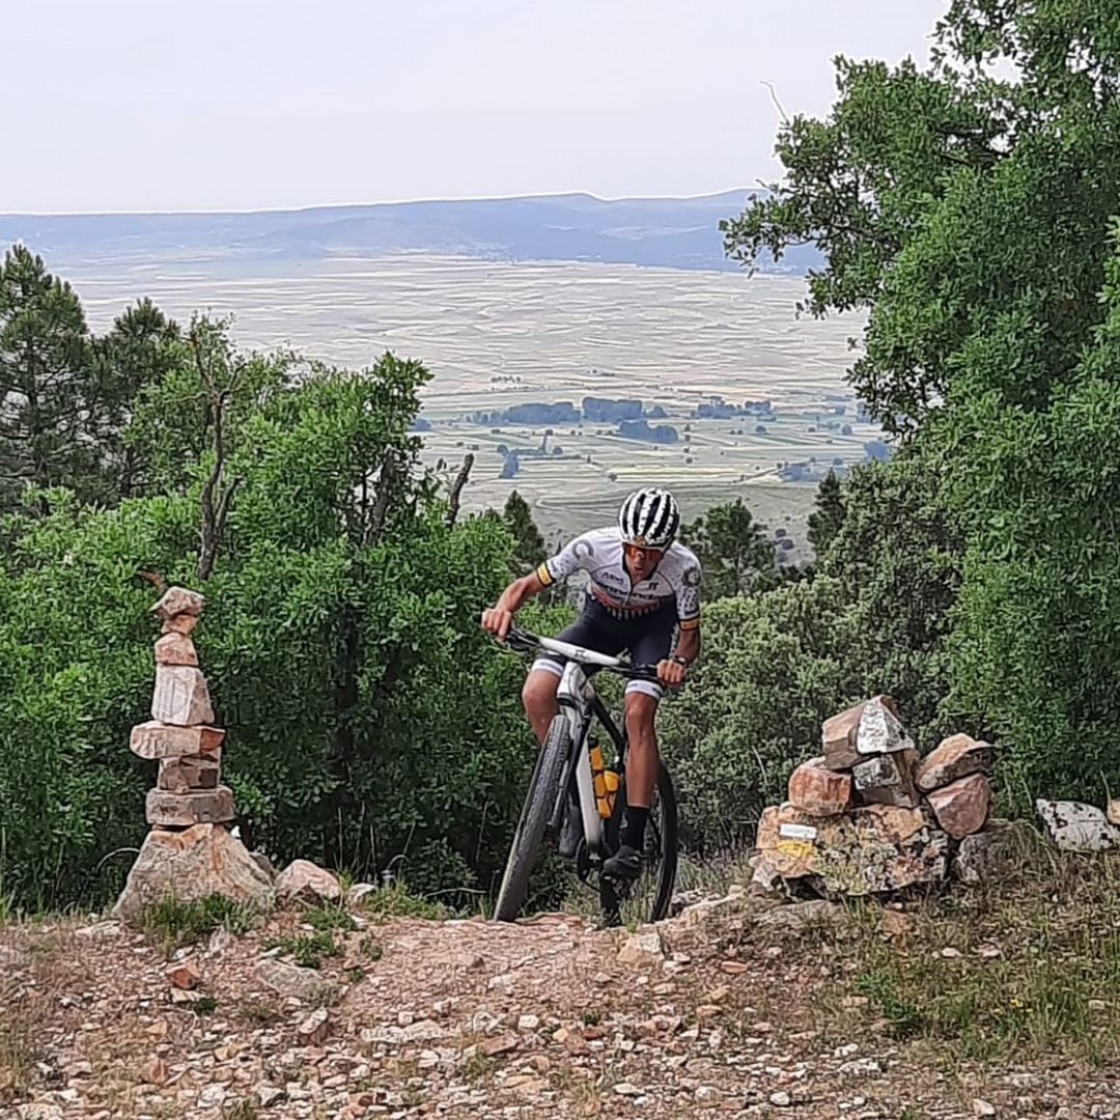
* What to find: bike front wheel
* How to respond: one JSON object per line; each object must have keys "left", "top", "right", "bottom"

{"left": 493, "top": 713, "right": 571, "bottom": 922}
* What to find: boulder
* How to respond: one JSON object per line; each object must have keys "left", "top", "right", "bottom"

{"left": 275, "top": 859, "right": 343, "bottom": 903}
{"left": 154, "top": 632, "right": 199, "bottom": 667}
{"left": 853, "top": 748, "right": 920, "bottom": 809}
{"left": 916, "top": 733, "right": 993, "bottom": 792}
{"left": 111, "top": 823, "right": 273, "bottom": 924}
{"left": 821, "top": 696, "right": 903, "bottom": 770}
{"left": 146, "top": 786, "right": 235, "bottom": 828}
{"left": 130, "top": 720, "right": 224, "bottom": 760}
{"left": 757, "top": 802, "right": 948, "bottom": 895}
{"left": 1036, "top": 799, "right": 1120, "bottom": 852}
{"left": 157, "top": 755, "right": 220, "bottom": 792}
{"left": 788, "top": 756, "right": 852, "bottom": 816}
{"left": 151, "top": 586, "right": 205, "bottom": 621}
{"left": 952, "top": 819, "right": 1024, "bottom": 885}
{"left": 925, "top": 773, "right": 992, "bottom": 839}
{"left": 151, "top": 666, "right": 215, "bottom": 726}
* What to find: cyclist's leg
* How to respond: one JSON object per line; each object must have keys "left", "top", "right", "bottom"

{"left": 605, "top": 608, "right": 675, "bottom": 874}
{"left": 521, "top": 601, "right": 625, "bottom": 744}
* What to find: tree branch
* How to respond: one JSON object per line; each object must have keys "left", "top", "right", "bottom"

{"left": 445, "top": 453, "right": 474, "bottom": 527}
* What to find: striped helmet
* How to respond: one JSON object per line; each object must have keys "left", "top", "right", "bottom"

{"left": 618, "top": 487, "right": 680, "bottom": 548}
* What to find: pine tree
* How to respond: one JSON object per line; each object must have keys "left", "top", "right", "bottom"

{"left": 807, "top": 469, "right": 846, "bottom": 560}
{"left": 503, "top": 490, "right": 547, "bottom": 574}
{"left": 0, "top": 246, "right": 92, "bottom": 508}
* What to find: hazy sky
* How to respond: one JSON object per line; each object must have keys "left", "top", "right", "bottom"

{"left": 8, "top": 0, "right": 947, "bottom": 214}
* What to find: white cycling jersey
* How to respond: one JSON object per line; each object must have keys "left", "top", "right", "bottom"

{"left": 536, "top": 527, "right": 702, "bottom": 629}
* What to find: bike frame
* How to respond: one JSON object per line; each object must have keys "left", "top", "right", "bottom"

{"left": 532, "top": 634, "right": 632, "bottom": 858}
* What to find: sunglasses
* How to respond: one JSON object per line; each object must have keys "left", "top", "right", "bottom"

{"left": 623, "top": 542, "right": 665, "bottom": 560}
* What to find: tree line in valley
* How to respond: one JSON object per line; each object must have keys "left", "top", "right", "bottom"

{"left": 3, "top": 0, "right": 1118, "bottom": 912}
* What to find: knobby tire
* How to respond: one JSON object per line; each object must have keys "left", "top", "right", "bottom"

{"left": 493, "top": 713, "right": 571, "bottom": 922}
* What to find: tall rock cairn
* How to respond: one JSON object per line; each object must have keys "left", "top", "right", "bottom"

{"left": 130, "top": 586, "right": 236, "bottom": 829}
{"left": 112, "top": 586, "right": 272, "bottom": 924}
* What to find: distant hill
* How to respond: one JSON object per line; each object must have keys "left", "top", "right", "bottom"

{"left": 0, "top": 190, "right": 824, "bottom": 274}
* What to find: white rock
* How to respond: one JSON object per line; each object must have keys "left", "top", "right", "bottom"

{"left": 856, "top": 697, "right": 915, "bottom": 755}
{"left": 1036, "top": 800, "right": 1120, "bottom": 851}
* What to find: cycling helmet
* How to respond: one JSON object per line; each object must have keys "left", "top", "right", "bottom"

{"left": 618, "top": 487, "right": 680, "bottom": 548}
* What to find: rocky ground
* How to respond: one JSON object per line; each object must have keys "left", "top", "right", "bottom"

{"left": 3, "top": 884, "right": 1119, "bottom": 1120}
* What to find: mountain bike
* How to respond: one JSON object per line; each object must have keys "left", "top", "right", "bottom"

{"left": 492, "top": 625, "right": 679, "bottom": 928}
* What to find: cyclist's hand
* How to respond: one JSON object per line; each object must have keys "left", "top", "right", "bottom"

{"left": 481, "top": 606, "right": 514, "bottom": 641}
{"left": 657, "top": 658, "right": 687, "bottom": 689}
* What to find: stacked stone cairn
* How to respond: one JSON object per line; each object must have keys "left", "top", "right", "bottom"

{"left": 112, "top": 586, "right": 273, "bottom": 923}
{"left": 754, "top": 695, "right": 996, "bottom": 897}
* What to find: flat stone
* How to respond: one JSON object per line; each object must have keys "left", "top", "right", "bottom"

{"left": 754, "top": 899, "right": 841, "bottom": 933}
{"left": 297, "top": 1008, "right": 330, "bottom": 1045}
{"left": 151, "top": 586, "right": 205, "bottom": 620}
{"left": 112, "top": 823, "right": 273, "bottom": 924}
{"left": 926, "top": 773, "right": 992, "bottom": 839}
{"left": 255, "top": 959, "right": 338, "bottom": 1004}
{"left": 154, "top": 632, "right": 199, "bottom": 666}
{"left": 275, "top": 859, "right": 342, "bottom": 903}
{"left": 853, "top": 748, "right": 920, "bottom": 809}
{"left": 788, "top": 756, "right": 852, "bottom": 816}
{"left": 157, "top": 756, "right": 221, "bottom": 792}
{"left": 757, "top": 802, "right": 947, "bottom": 894}
{"left": 1036, "top": 799, "right": 1120, "bottom": 851}
{"left": 822, "top": 696, "right": 902, "bottom": 770}
{"left": 146, "top": 786, "right": 235, "bottom": 828}
{"left": 617, "top": 929, "right": 663, "bottom": 967}
{"left": 130, "top": 720, "right": 225, "bottom": 760}
{"left": 917, "top": 733, "right": 994, "bottom": 792}
{"left": 151, "top": 666, "right": 215, "bottom": 726}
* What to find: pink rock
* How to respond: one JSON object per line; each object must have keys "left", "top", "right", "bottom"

{"left": 151, "top": 586, "right": 205, "bottom": 621}
{"left": 925, "top": 774, "right": 993, "bottom": 839}
{"left": 130, "top": 720, "right": 224, "bottom": 760}
{"left": 788, "top": 756, "right": 852, "bottom": 816}
{"left": 917, "top": 733, "right": 993, "bottom": 792}
{"left": 151, "top": 666, "right": 215, "bottom": 726}
{"left": 157, "top": 756, "right": 221, "bottom": 792}
{"left": 154, "top": 632, "right": 199, "bottom": 667}
{"left": 146, "top": 786, "right": 236, "bottom": 828}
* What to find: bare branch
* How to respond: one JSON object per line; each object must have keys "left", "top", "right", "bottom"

{"left": 760, "top": 80, "right": 790, "bottom": 125}
{"left": 445, "top": 453, "right": 474, "bottom": 528}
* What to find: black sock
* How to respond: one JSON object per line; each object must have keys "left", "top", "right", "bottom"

{"left": 621, "top": 806, "right": 649, "bottom": 851}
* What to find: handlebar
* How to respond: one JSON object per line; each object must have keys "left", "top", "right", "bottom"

{"left": 499, "top": 625, "right": 662, "bottom": 684}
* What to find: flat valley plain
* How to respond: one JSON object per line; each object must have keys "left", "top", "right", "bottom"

{"left": 66, "top": 253, "right": 873, "bottom": 553}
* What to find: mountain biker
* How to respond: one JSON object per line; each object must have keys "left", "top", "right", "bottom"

{"left": 481, "top": 486, "right": 702, "bottom": 881}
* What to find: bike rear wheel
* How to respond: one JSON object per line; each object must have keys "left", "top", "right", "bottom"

{"left": 601, "top": 762, "right": 679, "bottom": 927}
{"left": 493, "top": 713, "right": 572, "bottom": 922}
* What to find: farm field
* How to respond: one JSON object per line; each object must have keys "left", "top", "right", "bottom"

{"left": 66, "top": 253, "right": 874, "bottom": 549}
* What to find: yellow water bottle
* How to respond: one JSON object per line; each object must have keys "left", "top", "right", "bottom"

{"left": 589, "top": 739, "right": 611, "bottom": 819}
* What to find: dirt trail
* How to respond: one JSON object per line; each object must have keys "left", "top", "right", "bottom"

{"left": 2, "top": 896, "right": 1117, "bottom": 1120}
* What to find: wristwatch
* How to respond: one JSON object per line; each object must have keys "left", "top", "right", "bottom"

{"left": 671, "top": 655, "right": 689, "bottom": 668}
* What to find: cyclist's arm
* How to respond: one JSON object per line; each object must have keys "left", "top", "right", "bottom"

{"left": 673, "top": 623, "right": 701, "bottom": 667}
{"left": 494, "top": 570, "right": 547, "bottom": 615}
{"left": 482, "top": 570, "right": 548, "bottom": 639}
